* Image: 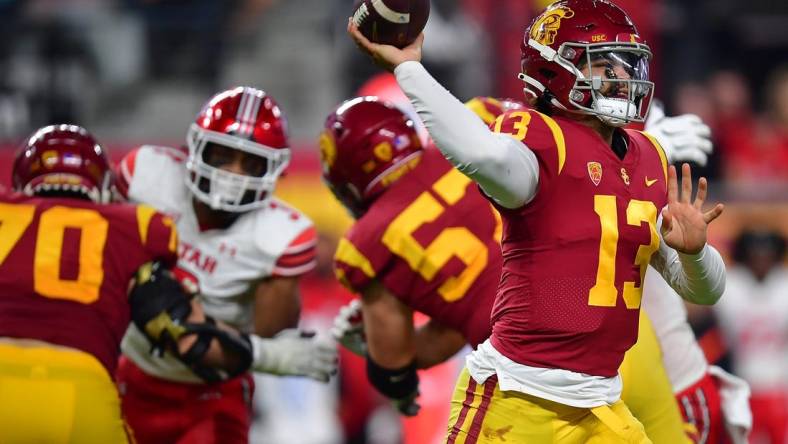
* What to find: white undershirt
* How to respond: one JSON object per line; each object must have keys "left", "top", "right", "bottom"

{"left": 394, "top": 60, "right": 727, "bottom": 407}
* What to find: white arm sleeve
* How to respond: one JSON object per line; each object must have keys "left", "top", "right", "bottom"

{"left": 650, "top": 213, "right": 726, "bottom": 305}
{"left": 394, "top": 61, "right": 539, "bottom": 209}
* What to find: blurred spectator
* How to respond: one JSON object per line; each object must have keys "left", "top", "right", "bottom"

{"left": 339, "top": 0, "right": 490, "bottom": 100}
{"left": 714, "top": 229, "right": 788, "bottom": 444}
{"left": 718, "top": 66, "right": 788, "bottom": 189}
{"left": 420, "top": 0, "right": 490, "bottom": 96}
{"left": 122, "top": 0, "right": 240, "bottom": 89}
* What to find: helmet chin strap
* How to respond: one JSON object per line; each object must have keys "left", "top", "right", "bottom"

{"left": 592, "top": 97, "right": 637, "bottom": 127}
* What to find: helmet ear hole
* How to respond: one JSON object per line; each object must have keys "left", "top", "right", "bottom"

{"left": 539, "top": 69, "right": 557, "bottom": 80}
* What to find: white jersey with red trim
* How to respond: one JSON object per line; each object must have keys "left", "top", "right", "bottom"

{"left": 642, "top": 266, "right": 709, "bottom": 393}
{"left": 118, "top": 144, "right": 317, "bottom": 383}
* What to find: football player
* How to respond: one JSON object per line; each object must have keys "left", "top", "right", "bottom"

{"left": 322, "top": 96, "right": 503, "bottom": 415}
{"left": 643, "top": 268, "right": 752, "bottom": 444}
{"left": 470, "top": 97, "right": 752, "bottom": 443}
{"left": 115, "top": 87, "right": 337, "bottom": 444}
{"left": 0, "top": 125, "right": 253, "bottom": 443}
{"left": 349, "top": 0, "right": 727, "bottom": 441}
{"left": 326, "top": 96, "right": 687, "bottom": 443}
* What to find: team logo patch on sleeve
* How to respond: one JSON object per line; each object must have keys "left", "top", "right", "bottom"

{"left": 587, "top": 162, "right": 603, "bottom": 186}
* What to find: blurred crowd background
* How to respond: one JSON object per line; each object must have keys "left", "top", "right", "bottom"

{"left": 0, "top": 0, "right": 786, "bottom": 443}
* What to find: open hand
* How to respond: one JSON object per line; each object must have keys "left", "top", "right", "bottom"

{"left": 661, "top": 163, "right": 724, "bottom": 254}
{"left": 347, "top": 18, "right": 423, "bottom": 72}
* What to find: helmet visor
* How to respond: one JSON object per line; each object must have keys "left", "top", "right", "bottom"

{"left": 577, "top": 48, "right": 651, "bottom": 99}
{"left": 566, "top": 42, "right": 655, "bottom": 125}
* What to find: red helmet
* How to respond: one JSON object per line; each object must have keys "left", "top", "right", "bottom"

{"left": 12, "top": 124, "right": 114, "bottom": 203}
{"left": 319, "top": 97, "right": 423, "bottom": 216}
{"left": 465, "top": 96, "right": 527, "bottom": 125}
{"left": 519, "top": 0, "right": 654, "bottom": 126}
{"left": 186, "top": 86, "right": 291, "bottom": 212}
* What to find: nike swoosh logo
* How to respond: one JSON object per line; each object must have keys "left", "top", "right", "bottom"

{"left": 389, "top": 373, "right": 408, "bottom": 383}
{"left": 645, "top": 177, "right": 658, "bottom": 187}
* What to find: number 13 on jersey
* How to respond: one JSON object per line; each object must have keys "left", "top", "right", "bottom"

{"left": 589, "top": 195, "right": 660, "bottom": 309}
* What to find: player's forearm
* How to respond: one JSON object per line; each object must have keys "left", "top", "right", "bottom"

{"left": 366, "top": 323, "right": 416, "bottom": 369}
{"left": 252, "top": 278, "right": 301, "bottom": 337}
{"left": 653, "top": 241, "right": 726, "bottom": 305}
{"left": 360, "top": 281, "right": 417, "bottom": 368}
{"left": 394, "top": 61, "right": 538, "bottom": 208}
{"left": 414, "top": 322, "right": 466, "bottom": 369}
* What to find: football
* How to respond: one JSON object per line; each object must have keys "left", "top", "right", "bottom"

{"left": 351, "top": 0, "right": 430, "bottom": 48}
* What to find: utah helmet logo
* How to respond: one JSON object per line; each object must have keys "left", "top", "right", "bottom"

{"left": 587, "top": 162, "right": 602, "bottom": 186}
{"left": 530, "top": 5, "right": 575, "bottom": 46}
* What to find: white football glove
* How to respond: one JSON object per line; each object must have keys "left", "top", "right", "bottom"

{"left": 645, "top": 101, "right": 713, "bottom": 166}
{"left": 330, "top": 299, "right": 367, "bottom": 357}
{"left": 249, "top": 329, "right": 337, "bottom": 382}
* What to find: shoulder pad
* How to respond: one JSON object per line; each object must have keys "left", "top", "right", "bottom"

{"left": 492, "top": 109, "right": 567, "bottom": 176}
{"left": 250, "top": 198, "right": 315, "bottom": 254}
{"left": 119, "top": 145, "right": 189, "bottom": 210}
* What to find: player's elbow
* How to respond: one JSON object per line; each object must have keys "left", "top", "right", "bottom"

{"left": 684, "top": 278, "right": 725, "bottom": 306}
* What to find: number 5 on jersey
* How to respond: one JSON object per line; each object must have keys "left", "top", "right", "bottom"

{"left": 383, "top": 169, "right": 491, "bottom": 302}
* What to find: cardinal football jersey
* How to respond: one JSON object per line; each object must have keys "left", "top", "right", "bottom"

{"left": 0, "top": 192, "right": 177, "bottom": 374}
{"left": 488, "top": 109, "right": 669, "bottom": 377}
{"left": 117, "top": 145, "right": 316, "bottom": 382}
{"left": 334, "top": 148, "right": 502, "bottom": 347}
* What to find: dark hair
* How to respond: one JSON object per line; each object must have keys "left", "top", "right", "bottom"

{"left": 732, "top": 229, "right": 787, "bottom": 264}
{"left": 534, "top": 93, "right": 554, "bottom": 116}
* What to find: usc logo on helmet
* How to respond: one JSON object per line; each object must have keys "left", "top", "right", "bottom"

{"left": 530, "top": 5, "right": 575, "bottom": 46}
{"left": 318, "top": 130, "right": 337, "bottom": 171}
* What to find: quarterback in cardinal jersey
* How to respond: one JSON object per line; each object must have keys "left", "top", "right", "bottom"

{"left": 116, "top": 87, "right": 336, "bottom": 444}
{"left": 349, "top": 0, "right": 727, "bottom": 441}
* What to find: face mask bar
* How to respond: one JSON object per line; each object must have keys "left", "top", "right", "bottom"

{"left": 185, "top": 123, "right": 291, "bottom": 212}
{"left": 567, "top": 42, "right": 654, "bottom": 125}
{"left": 521, "top": 39, "right": 654, "bottom": 126}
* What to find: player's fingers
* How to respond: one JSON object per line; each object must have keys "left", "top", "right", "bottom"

{"left": 667, "top": 165, "right": 679, "bottom": 203}
{"left": 681, "top": 163, "right": 692, "bottom": 203}
{"left": 694, "top": 177, "right": 708, "bottom": 209}
{"left": 348, "top": 18, "right": 375, "bottom": 53}
{"left": 703, "top": 203, "right": 724, "bottom": 224}
{"left": 407, "top": 32, "right": 425, "bottom": 51}
{"left": 316, "top": 352, "right": 339, "bottom": 369}
{"left": 691, "top": 150, "right": 709, "bottom": 167}
{"left": 308, "top": 371, "right": 330, "bottom": 383}
{"left": 676, "top": 114, "right": 702, "bottom": 126}
{"left": 698, "top": 132, "right": 714, "bottom": 154}
{"left": 661, "top": 207, "right": 673, "bottom": 233}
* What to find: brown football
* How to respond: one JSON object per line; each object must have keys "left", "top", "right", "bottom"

{"left": 351, "top": 0, "right": 430, "bottom": 48}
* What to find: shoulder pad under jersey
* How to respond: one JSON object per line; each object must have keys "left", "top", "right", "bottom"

{"left": 116, "top": 145, "right": 189, "bottom": 212}
{"left": 248, "top": 197, "right": 317, "bottom": 277}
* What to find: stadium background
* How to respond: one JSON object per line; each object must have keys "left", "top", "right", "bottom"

{"left": 0, "top": 0, "right": 786, "bottom": 442}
